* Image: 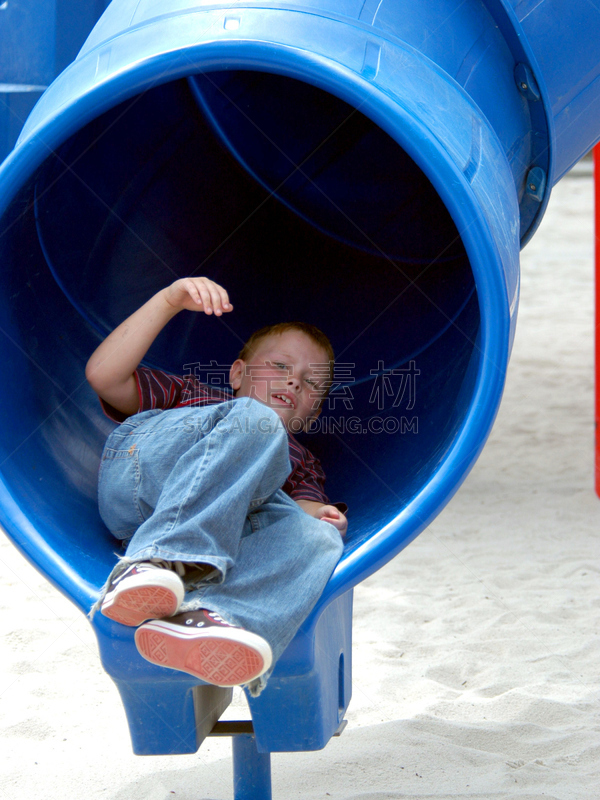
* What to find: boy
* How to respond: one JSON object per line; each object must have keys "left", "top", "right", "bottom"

{"left": 86, "top": 277, "right": 346, "bottom": 695}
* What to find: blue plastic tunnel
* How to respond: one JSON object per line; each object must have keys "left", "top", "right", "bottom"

{"left": 0, "top": 0, "right": 599, "bottom": 758}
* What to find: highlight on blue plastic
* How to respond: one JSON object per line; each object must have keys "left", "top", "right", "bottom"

{"left": 1, "top": 0, "right": 599, "bottom": 772}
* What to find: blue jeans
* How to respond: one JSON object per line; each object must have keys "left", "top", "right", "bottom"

{"left": 96, "top": 398, "right": 343, "bottom": 689}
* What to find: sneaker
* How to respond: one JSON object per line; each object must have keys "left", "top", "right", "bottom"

{"left": 100, "top": 562, "right": 185, "bottom": 627}
{"left": 134, "top": 610, "right": 273, "bottom": 686}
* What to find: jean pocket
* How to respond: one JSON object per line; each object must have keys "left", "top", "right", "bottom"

{"left": 98, "top": 446, "right": 145, "bottom": 539}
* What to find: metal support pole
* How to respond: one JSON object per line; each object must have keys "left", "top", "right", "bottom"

{"left": 232, "top": 734, "right": 272, "bottom": 800}
{"left": 210, "top": 717, "right": 346, "bottom": 799}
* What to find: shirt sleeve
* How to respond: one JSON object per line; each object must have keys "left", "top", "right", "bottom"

{"left": 135, "top": 367, "right": 186, "bottom": 411}
{"left": 283, "top": 439, "right": 330, "bottom": 504}
{"left": 99, "top": 367, "right": 186, "bottom": 423}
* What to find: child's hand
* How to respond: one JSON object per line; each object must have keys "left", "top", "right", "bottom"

{"left": 164, "top": 277, "right": 233, "bottom": 316}
{"left": 316, "top": 505, "right": 348, "bottom": 537}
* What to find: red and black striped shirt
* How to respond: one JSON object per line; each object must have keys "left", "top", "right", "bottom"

{"left": 100, "top": 366, "right": 330, "bottom": 505}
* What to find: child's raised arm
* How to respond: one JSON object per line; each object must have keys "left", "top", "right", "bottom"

{"left": 85, "top": 277, "right": 232, "bottom": 416}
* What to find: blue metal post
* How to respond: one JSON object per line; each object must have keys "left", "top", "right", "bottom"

{"left": 0, "top": 0, "right": 110, "bottom": 162}
{"left": 232, "top": 735, "right": 272, "bottom": 800}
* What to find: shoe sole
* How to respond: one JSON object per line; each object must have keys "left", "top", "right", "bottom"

{"left": 101, "top": 573, "right": 185, "bottom": 627}
{"left": 135, "top": 621, "right": 272, "bottom": 686}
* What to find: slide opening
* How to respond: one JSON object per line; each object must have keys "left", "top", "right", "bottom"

{"left": 0, "top": 70, "right": 480, "bottom": 582}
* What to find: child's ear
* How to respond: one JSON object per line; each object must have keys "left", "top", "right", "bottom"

{"left": 229, "top": 359, "right": 244, "bottom": 392}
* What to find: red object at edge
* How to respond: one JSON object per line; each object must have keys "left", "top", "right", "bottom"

{"left": 595, "top": 145, "right": 600, "bottom": 496}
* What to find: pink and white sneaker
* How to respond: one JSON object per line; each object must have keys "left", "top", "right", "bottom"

{"left": 100, "top": 562, "right": 185, "bottom": 627}
{"left": 134, "top": 609, "right": 273, "bottom": 687}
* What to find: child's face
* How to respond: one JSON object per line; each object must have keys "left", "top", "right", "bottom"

{"left": 229, "top": 330, "right": 330, "bottom": 432}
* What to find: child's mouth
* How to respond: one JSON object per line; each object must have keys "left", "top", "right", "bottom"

{"left": 271, "top": 393, "right": 296, "bottom": 409}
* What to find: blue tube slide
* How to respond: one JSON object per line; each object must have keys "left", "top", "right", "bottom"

{"left": 0, "top": 0, "right": 598, "bottom": 754}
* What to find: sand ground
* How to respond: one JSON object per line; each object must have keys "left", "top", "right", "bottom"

{"left": 1, "top": 161, "right": 599, "bottom": 799}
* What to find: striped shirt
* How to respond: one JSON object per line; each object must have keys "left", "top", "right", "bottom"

{"left": 100, "top": 366, "right": 329, "bottom": 505}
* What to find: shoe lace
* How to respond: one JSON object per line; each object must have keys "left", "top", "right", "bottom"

{"left": 206, "top": 611, "right": 230, "bottom": 626}
{"left": 150, "top": 559, "right": 187, "bottom": 577}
